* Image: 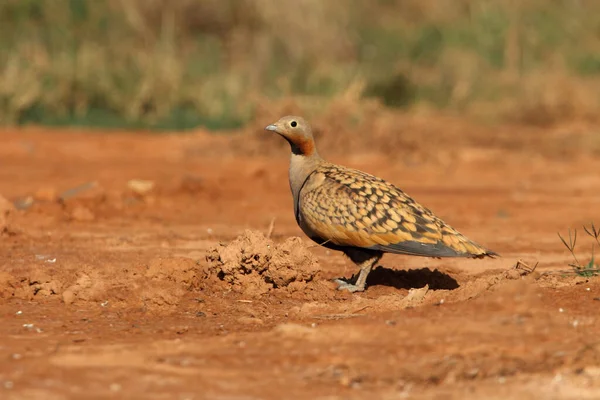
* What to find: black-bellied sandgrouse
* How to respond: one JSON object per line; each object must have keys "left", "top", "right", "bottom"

{"left": 265, "top": 116, "right": 497, "bottom": 292}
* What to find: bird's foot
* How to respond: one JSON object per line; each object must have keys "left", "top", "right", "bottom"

{"left": 333, "top": 278, "right": 365, "bottom": 293}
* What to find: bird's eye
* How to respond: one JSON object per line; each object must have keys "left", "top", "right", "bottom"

{"left": 290, "top": 121, "right": 297, "bottom": 128}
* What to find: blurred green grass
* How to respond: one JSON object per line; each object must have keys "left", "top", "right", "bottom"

{"left": 1, "top": 0, "right": 600, "bottom": 130}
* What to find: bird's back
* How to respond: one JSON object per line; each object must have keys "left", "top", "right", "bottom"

{"left": 297, "top": 162, "right": 496, "bottom": 258}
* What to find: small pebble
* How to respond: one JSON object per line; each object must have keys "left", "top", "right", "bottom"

{"left": 109, "top": 383, "right": 122, "bottom": 392}
{"left": 127, "top": 179, "right": 155, "bottom": 196}
{"left": 552, "top": 373, "right": 563, "bottom": 384}
{"left": 13, "top": 197, "right": 33, "bottom": 210}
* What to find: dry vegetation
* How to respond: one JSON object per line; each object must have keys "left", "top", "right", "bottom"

{"left": 1, "top": 0, "right": 600, "bottom": 129}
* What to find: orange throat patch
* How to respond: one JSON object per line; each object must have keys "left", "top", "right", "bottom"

{"left": 296, "top": 138, "right": 315, "bottom": 156}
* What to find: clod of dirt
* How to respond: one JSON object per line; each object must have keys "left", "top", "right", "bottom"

{"left": 13, "top": 272, "right": 62, "bottom": 300}
{"left": 0, "top": 272, "right": 17, "bottom": 299}
{"left": 206, "top": 230, "right": 320, "bottom": 296}
{"left": 128, "top": 179, "right": 155, "bottom": 196}
{"left": 62, "top": 271, "right": 105, "bottom": 305}
{"left": 400, "top": 284, "right": 429, "bottom": 307}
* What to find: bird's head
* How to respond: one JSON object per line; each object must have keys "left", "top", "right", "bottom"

{"left": 265, "top": 116, "right": 317, "bottom": 156}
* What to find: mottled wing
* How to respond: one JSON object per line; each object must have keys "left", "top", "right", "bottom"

{"left": 298, "top": 164, "right": 496, "bottom": 258}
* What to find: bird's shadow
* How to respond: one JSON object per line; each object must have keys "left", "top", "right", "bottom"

{"left": 365, "top": 266, "right": 460, "bottom": 291}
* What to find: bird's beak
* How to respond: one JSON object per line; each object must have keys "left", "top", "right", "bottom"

{"left": 264, "top": 124, "right": 278, "bottom": 132}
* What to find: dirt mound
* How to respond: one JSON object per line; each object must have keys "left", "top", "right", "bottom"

{"left": 0, "top": 254, "right": 204, "bottom": 314}
{"left": 205, "top": 230, "right": 321, "bottom": 296}
{"left": 137, "top": 257, "right": 204, "bottom": 312}
{"left": 61, "top": 269, "right": 106, "bottom": 305}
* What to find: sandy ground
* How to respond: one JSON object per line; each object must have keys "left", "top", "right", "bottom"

{"left": 1, "top": 116, "right": 600, "bottom": 399}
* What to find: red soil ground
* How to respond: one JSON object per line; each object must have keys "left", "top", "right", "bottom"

{"left": 1, "top": 114, "right": 600, "bottom": 399}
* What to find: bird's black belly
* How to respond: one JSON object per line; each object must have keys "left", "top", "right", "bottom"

{"left": 307, "top": 234, "right": 383, "bottom": 264}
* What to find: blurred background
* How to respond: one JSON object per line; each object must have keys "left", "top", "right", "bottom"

{"left": 1, "top": 0, "right": 600, "bottom": 131}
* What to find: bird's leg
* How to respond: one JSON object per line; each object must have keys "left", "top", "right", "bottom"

{"left": 334, "top": 253, "right": 381, "bottom": 293}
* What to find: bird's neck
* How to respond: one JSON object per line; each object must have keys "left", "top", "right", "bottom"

{"left": 290, "top": 135, "right": 317, "bottom": 156}
{"left": 289, "top": 150, "right": 322, "bottom": 211}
